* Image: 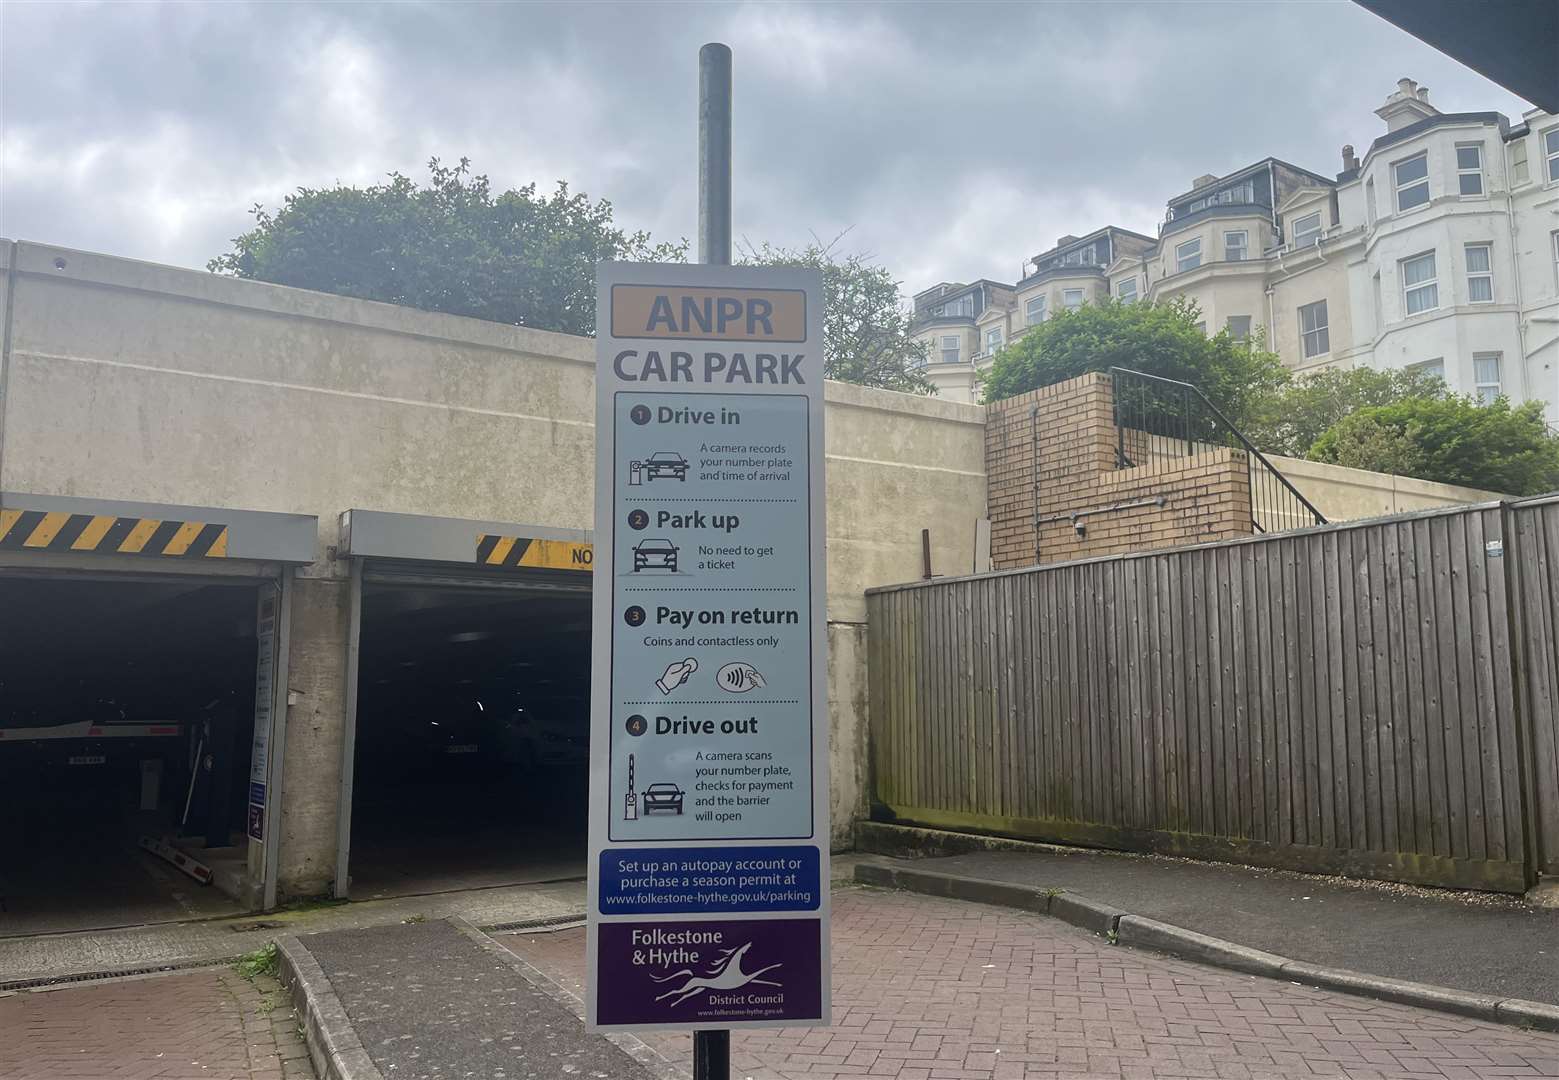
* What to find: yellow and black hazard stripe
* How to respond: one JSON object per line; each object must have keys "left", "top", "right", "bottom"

{"left": 0, "top": 510, "right": 229, "bottom": 558}
{"left": 476, "top": 535, "right": 593, "bottom": 571}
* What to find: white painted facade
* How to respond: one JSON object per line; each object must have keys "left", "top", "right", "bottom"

{"left": 914, "top": 79, "right": 1559, "bottom": 427}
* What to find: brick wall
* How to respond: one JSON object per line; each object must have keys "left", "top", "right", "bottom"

{"left": 986, "top": 372, "right": 1253, "bottom": 569}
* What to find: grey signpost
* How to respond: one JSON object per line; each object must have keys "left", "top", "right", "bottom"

{"left": 585, "top": 42, "right": 829, "bottom": 1080}
{"left": 696, "top": 41, "right": 732, "bottom": 1079}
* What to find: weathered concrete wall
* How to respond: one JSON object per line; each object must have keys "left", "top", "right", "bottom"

{"left": 277, "top": 573, "right": 351, "bottom": 896}
{"left": 1269, "top": 454, "right": 1504, "bottom": 522}
{"left": 0, "top": 240, "right": 987, "bottom": 882}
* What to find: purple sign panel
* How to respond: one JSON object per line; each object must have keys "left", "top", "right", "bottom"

{"left": 596, "top": 918, "right": 822, "bottom": 1027}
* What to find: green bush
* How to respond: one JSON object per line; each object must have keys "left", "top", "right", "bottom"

{"left": 1245, "top": 366, "right": 1449, "bottom": 458}
{"left": 1310, "top": 396, "right": 1559, "bottom": 496}
{"left": 980, "top": 297, "right": 1288, "bottom": 432}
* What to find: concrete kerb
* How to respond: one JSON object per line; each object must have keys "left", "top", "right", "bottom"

{"left": 853, "top": 860, "right": 1559, "bottom": 1033}
{"left": 275, "top": 935, "right": 385, "bottom": 1080}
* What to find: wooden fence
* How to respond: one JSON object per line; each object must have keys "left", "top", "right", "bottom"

{"left": 867, "top": 498, "right": 1559, "bottom": 893}
{"left": 1512, "top": 498, "right": 1559, "bottom": 878}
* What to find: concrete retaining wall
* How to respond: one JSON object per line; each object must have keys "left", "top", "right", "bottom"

{"left": 0, "top": 240, "right": 988, "bottom": 891}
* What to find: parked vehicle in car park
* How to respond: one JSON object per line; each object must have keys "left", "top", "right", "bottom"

{"left": 496, "top": 698, "right": 589, "bottom": 770}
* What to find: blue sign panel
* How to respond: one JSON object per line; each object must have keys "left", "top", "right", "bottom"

{"left": 598, "top": 845, "right": 821, "bottom": 914}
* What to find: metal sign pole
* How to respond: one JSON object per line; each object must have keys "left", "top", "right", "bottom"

{"left": 699, "top": 42, "right": 732, "bottom": 267}
{"left": 588, "top": 32, "right": 826, "bottom": 1060}
{"left": 695, "top": 39, "right": 733, "bottom": 1080}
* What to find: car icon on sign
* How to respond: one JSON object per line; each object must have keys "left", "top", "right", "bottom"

{"left": 643, "top": 452, "right": 689, "bottom": 481}
{"left": 632, "top": 538, "right": 678, "bottom": 572}
{"left": 643, "top": 782, "right": 685, "bottom": 814}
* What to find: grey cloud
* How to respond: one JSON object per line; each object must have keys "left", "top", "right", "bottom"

{"left": 0, "top": 1, "right": 1533, "bottom": 293}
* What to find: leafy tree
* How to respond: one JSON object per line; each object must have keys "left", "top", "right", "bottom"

{"left": 1310, "top": 396, "right": 1559, "bottom": 496}
{"left": 979, "top": 297, "right": 1287, "bottom": 431}
{"left": 1245, "top": 366, "right": 1448, "bottom": 457}
{"left": 209, "top": 158, "right": 687, "bottom": 337}
{"left": 740, "top": 238, "right": 932, "bottom": 394}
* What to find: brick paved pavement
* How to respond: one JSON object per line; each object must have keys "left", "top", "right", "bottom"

{"left": 505, "top": 885, "right": 1559, "bottom": 1080}
{"left": 0, "top": 966, "right": 314, "bottom": 1080}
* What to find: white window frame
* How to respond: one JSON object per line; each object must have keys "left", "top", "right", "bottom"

{"left": 1401, "top": 251, "right": 1439, "bottom": 316}
{"left": 1553, "top": 230, "right": 1559, "bottom": 290}
{"left": 1291, "top": 211, "right": 1322, "bottom": 248}
{"left": 1510, "top": 138, "right": 1530, "bottom": 186}
{"left": 1225, "top": 315, "right": 1251, "bottom": 342}
{"left": 1024, "top": 294, "right": 1046, "bottom": 325}
{"left": 1365, "top": 176, "right": 1377, "bottom": 226}
{"left": 938, "top": 294, "right": 974, "bottom": 318}
{"left": 1408, "top": 358, "right": 1445, "bottom": 382}
{"left": 1456, "top": 143, "right": 1484, "bottom": 197}
{"left": 1116, "top": 277, "right": 1138, "bottom": 302}
{"left": 1223, "top": 230, "right": 1248, "bottom": 262}
{"left": 1299, "top": 299, "right": 1329, "bottom": 359}
{"left": 939, "top": 334, "right": 961, "bottom": 365}
{"left": 1464, "top": 243, "right": 1493, "bottom": 304}
{"left": 1394, "top": 151, "right": 1430, "bottom": 212}
{"left": 984, "top": 326, "right": 1003, "bottom": 355}
{"left": 1473, "top": 352, "right": 1502, "bottom": 404}
{"left": 1545, "top": 128, "right": 1559, "bottom": 184}
{"left": 1187, "top": 178, "right": 1255, "bottom": 214}
{"left": 1175, "top": 237, "right": 1202, "bottom": 273}
{"left": 1062, "top": 288, "right": 1085, "bottom": 311}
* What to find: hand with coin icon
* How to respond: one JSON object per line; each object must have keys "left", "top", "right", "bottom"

{"left": 656, "top": 657, "right": 698, "bottom": 695}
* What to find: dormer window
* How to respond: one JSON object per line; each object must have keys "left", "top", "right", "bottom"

{"left": 1291, "top": 212, "right": 1322, "bottom": 248}
{"left": 1186, "top": 178, "right": 1255, "bottom": 214}
{"left": 938, "top": 294, "right": 975, "bottom": 318}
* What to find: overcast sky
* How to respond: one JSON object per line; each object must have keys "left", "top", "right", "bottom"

{"left": 0, "top": 1, "right": 1535, "bottom": 294}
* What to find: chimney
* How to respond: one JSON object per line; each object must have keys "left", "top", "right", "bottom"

{"left": 1056, "top": 235, "right": 1079, "bottom": 247}
{"left": 1192, "top": 174, "right": 1218, "bottom": 189}
{"left": 1342, "top": 144, "right": 1360, "bottom": 172}
{"left": 1375, "top": 77, "right": 1439, "bottom": 132}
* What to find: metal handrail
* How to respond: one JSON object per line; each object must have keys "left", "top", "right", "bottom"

{"left": 1109, "top": 366, "right": 1326, "bottom": 533}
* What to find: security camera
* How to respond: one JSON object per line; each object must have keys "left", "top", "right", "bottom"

{"left": 1073, "top": 518, "right": 1087, "bottom": 538}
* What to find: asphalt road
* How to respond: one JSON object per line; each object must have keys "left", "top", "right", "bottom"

{"left": 893, "top": 847, "right": 1559, "bottom": 1004}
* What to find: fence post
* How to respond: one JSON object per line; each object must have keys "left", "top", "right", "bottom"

{"left": 1183, "top": 385, "right": 1193, "bottom": 457}
{"left": 1500, "top": 502, "right": 1542, "bottom": 889}
{"left": 1112, "top": 373, "right": 1125, "bottom": 468}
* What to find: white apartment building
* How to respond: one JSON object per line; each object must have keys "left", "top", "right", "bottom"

{"left": 913, "top": 79, "right": 1559, "bottom": 426}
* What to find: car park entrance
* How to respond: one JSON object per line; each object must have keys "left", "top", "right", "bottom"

{"left": 335, "top": 511, "right": 594, "bottom": 899}
{"left": 0, "top": 493, "right": 315, "bottom": 936}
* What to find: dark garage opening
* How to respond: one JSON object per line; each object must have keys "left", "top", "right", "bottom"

{"left": 348, "top": 578, "right": 591, "bottom": 899}
{"left": 0, "top": 575, "right": 260, "bottom": 936}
